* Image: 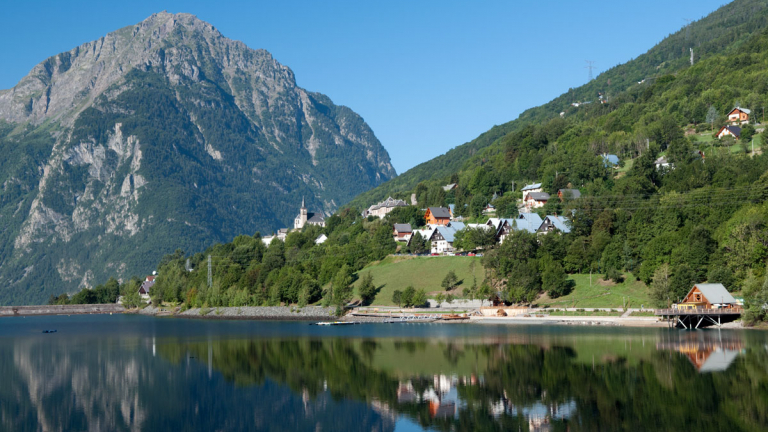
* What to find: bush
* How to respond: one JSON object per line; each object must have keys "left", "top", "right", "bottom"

{"left": 605, "top": 267, "right": 624, "bottom": 283}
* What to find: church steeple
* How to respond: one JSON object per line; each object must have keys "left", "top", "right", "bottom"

{"left": 301, "top": 196, "right": 305, "bottom": 209}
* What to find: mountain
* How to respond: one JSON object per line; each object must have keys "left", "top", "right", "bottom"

{"left": 0, "top": 12, "right": 395, "bottom": 305}
{"left": 350, "top": 0, "right": 768, "bottom": 208}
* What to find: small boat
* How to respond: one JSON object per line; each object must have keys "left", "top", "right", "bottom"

{"left": 42, "top": 330, "right": 57, "bottom": 334}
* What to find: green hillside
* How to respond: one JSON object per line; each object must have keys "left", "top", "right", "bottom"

{"left": 350, "top": 0, "right": 768, "bottom": 208}
{"left": 352, "top": 255, "right": 484, "bottom": 306}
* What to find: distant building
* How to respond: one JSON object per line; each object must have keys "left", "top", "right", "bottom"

{"left": 315, "top": 234, "right": 328, "bottom": 245}
{"left": 442, "top": 183, "right": 457, "bottom": 192}
{"left": 482, "top": 203, "right": 496, "bottom": 215}
{"left": 677, "top": 283, "right": 738, "bottom": 310}
{"left": 654, "top": 156, "right": 673, "bottom": 170}
{"left": 727, "top": 107, "right": 750, "bottom": 125}
{"left": 294, "top": 197, "right": 325, "bottom": 230}
{"left": 363, "top": 196, "right": 407, "bottom": 219}
{"left": 425, "top": 207, "right": 452, "bottom": 226}
{"left": 557, "top": 189, "right": 581, "bottom": 201}
{"left": 393, "top": 223, "right": 413, "bottom": 242}
{"left": 601, "top": 154, "right": 620, "bottom": 168}
{"left": 717, "top": 125, "right": 741, "bottom": 139}
{"left": 427, "top": 222, "right": 465, "bottom": 254}
{"left": 524, "top": 192, "right": 549, "bottom": 210}
{"left": 538, "top": 215, "right": 571, "bottom": 234}
{"left": 521, "top": 183, "right": 543, "bottom": 200}
{"left": 138, "top": 277, "right": 155, "bottom": 302}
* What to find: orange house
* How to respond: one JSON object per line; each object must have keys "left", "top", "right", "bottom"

{"left": 425, "top": 207, "right": 451, "bottom": 225}
{"left": 727, "top": 107, "right": 750, "bottom": 124}
{"left": 677, "top": 283, "right": 738, "bottom": 310}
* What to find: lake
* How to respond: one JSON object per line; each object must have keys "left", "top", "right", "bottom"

{"left": 0, "top": 315, "right": 766, "bottom": 431}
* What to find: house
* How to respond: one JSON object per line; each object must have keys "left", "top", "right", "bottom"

{"left": 425, "top": 207, "right": 452, "bottom": 225}
{"left": 487, "top": 213, "right": 543, "bottom": 242}
{"left": 601, "top": 154, "right": 620, "bottom": 168}
{"left": 557, "top": 189, "right": 581, "bottom": 201}
{"left": 482, "top": 203, "right": 496, "bottom": 215}
{"left": 427, "top": 223, "right": 464, "bottom": 254}
{"left": 393, "top": 223, "right": 413, "bottom": 242}
{"left": 727, "top": 107, "right": 750, "bottom": 124}
{"left": 314, "top": 234, "right": 328, "bottom": 245}
{"left": 676, "top": 283, "right": 739, "bottom": 309}
{"left": 138, "top": 278, "right": 154, "bottom": 302}
{"left": 362, "top": 196, "right": 408, "bottom": 219}
{"left": 654, "top": 156, "right": 672, "bottom": 170}
{"left": 442, "top": 183, "right": 457, "bottom": 192}
{"left": 262, "top": 228, "right": 289, "bottom": 246}
{"left": 294, "top": 198, "right": 325, "bottom": 229}
{"left": 515, "top": 213, "right": 544, "bottom": 234}
{"left": 538, "top": 215, "right": 571, "bottom": 234}
{"left": 524, "top": 192, "right": 549, "bottom": 210}
{"left": 521, "top": 183, "right": 543, "bottom": 200}
{"left": 716, "top": 125, "right": 741, "bottom": 139}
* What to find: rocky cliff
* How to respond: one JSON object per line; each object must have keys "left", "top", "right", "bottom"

{"left": 0, "top": 12, "right": 395, "bottom": 304}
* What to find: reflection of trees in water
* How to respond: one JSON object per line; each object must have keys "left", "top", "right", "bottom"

{"left": 166, "top": 335, "right": 768, "bottom": 432}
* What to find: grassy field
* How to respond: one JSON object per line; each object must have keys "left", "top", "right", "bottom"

{"left": 353, "top": 255, "right": 484, "bottom": 306}
{"left": 535, "top": 273, "right": 652, "bottom": 309}
{"left": 543, "top": 310, "right": 624, "bottom": 316}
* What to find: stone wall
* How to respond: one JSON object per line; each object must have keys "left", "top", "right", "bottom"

{"left": 0, "top": 304, "right": 125, "bottom": 317}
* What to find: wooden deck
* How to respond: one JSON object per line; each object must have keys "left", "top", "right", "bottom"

{"left": 654, "top": 308, "right": 742, "bottom": 329}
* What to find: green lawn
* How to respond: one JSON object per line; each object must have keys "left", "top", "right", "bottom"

{"left": 353, "top": 255, "right": 484, "bottom": 306}
{"left": 543, "top": 310, "right": 624, "bottom": 316}
{"left": 535, "top": 273, "right": 652, "bottom": 309}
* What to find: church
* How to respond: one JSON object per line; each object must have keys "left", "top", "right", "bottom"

{"left": 294, "top": 198, "right": 326, "bottom": 230}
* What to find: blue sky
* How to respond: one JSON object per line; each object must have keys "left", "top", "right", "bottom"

{"left": 1, "top": 0, "right": 726, "bottom": 173}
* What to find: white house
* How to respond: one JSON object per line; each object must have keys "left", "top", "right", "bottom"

{"left": 524, "top": 192, "right": 549, "bottom": 210}
{"left": 362, "top": 196, "right": 408, "bottom": 218}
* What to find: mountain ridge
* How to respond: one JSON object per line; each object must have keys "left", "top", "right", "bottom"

{"left": 0, "top": 11, "right": 395, "bottom": 304}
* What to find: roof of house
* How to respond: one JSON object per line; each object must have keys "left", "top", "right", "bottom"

{"left": 602, "top": 154, "right": 620, "bottom": 166}
{"left": 139, "top": 280, "right": 155, "bottom": 294}
{"left": 427, "top": 207, "right": 452, "bottom": 218}
{"left": 690, "top": 283, "right": 737, "bottom": 304}
{"left": 442, "top": 183, "right": 457, "bottom": 191}
{"left": 730, "top": 107, "right": 751, "bottom": 114}
{"left": 719, "top": 125, "right": 741, "bottom": 137}
{"left": 393, "top": 223, "right": 413, "bottom": 233}
{"left": 515, "top": 213, "right": 544, "bottom": 233}
{"left": 654, "top": 156, "right": 669, "bottom": 165}
{"left": 315, "top": 234, "right": 328, "bottom": 244}
{"left": 448, "top": 204, "right": 455, "bottom": 214}
{"left": 543, "top": 215, "right": 571, "bottom": 233}
{"left": 698, "top": 349, "right": 739, "bottom": 373}
{"left": 526, "top": 192, "right": 550, "bottom": 201}
{"left": 448, "top": 222, "right": 465, "bottom": 231}
{"left": 521, "top": 183, "right": 542, "bottom": 191}
{"left": 369, "top": 196, "right": 408, "bottom": 211}
{"left": 307, "top": 213, "right": 325, "bottom": 223}
{"left": 433, "top": 226, "right": 458, "bottom": 243}
{"left": 558, "top": 189, "right": 581, "bottom": 199}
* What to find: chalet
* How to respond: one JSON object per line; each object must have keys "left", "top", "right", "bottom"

{"left": 393, "top": 223, "right": 413, "bottom": 242}
{"left": 601, "top": 154, "right": 620, "bottom": 168}
{"left": 516, "top": 213, "right": 544, "bottom": 234}
{"left": 676, "top": 283, "right": 738, "bottom": 310}
{"left": 717, "top": 125, "right": 741, "bottom": 139}
{"left": 524, "top": 192, "right": 549, "bottom": 210}
{"left": 482, "top": 203, "right": 496, "bottom": 215}
{"left": 557, "top": 189, "right": 581, "bottom": 201}
{"left": 363, "top": 196, "right": 408, "bottom": 219}
{"left": 727, "top": 107, "right": 750, "bottom": 124}
{"left": 487, "top": 213, "right": 543, "bottom": 243}
{"left": 294, "top": 198, "right": 325, "bottom": 229}
{"left": 138, "top": 279, "right": 154, "bottom": 302}
{"left": 538, "top": 215, "right": 571, "bottom": 234}
{"left": 425, "top": 207, "right": 452, "bottom": 225}
{"left": 427, "top": 223, "right": 465, "bottom": 254}
{"left": 521, "top": 183, "right": 543, "bottom": 200}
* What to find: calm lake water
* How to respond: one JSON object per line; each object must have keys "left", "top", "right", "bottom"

{"left": 1, "top": 315, "right": 767, "bottom": 431}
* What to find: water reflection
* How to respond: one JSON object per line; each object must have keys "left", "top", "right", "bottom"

{"left": 1, "top": 319, "right": 768, "bottom": 431}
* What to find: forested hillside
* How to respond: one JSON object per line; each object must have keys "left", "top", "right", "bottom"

{"left": 350, "top": 0, "right": 768, "bottom": 208}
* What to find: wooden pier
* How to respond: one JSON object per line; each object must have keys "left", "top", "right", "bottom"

{"left": 654, "top": 308, "right": 742, "bottom": 329}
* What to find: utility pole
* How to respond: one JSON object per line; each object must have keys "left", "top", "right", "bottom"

{"left": 207, "top": 255, "right": 212, "bottom": 288}
{"left": 585, "top": 60, "right": 596, "bottom": 81}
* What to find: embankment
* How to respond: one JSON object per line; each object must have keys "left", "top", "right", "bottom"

{"left": 0, "top": 304, "right": 125, "bottom": 317}
{"left": 135, "top": 305, "right": 338, "bottom": 321}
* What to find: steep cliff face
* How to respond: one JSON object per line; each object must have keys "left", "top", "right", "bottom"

{"left": 0, "top": 12, "right": 395, "bottom": 304}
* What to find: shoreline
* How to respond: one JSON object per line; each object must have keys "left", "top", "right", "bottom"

{"left": 2, "top": 304, "right": 749, "bottom": 329}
